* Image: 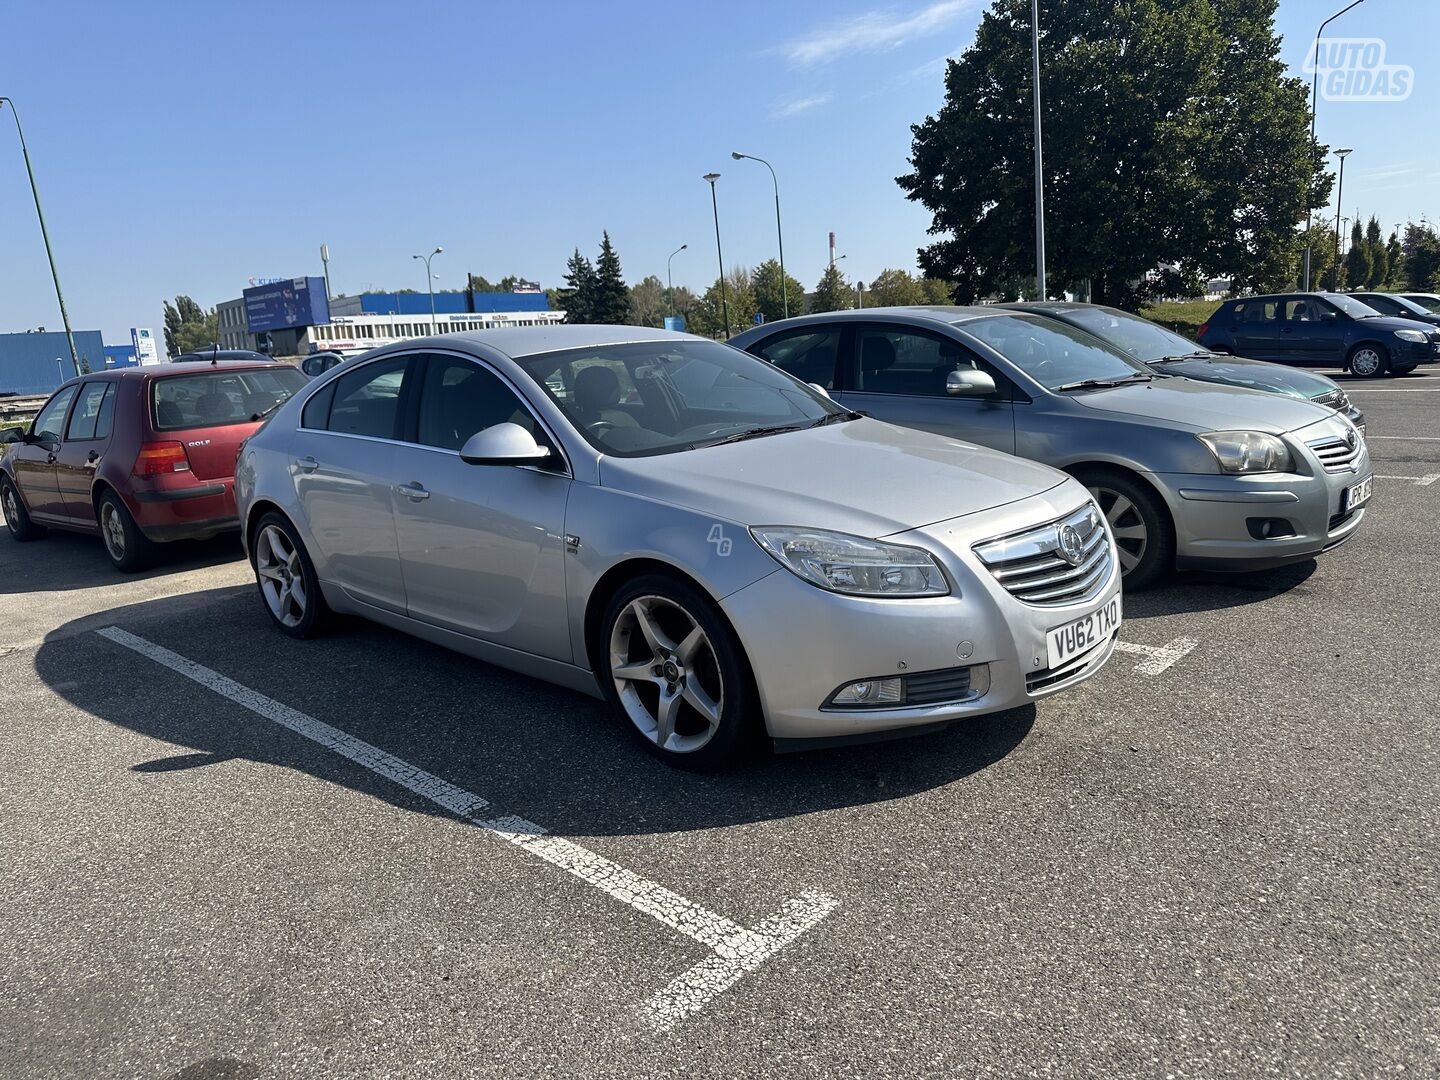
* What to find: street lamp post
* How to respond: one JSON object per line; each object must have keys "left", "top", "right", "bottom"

{"left": 412, "top": 247, "right": 443, "bottom": 333}
{"left": 0, "top": 98, "right": 77, "bottom": 369}
{"left": 1331, "top": 148, "right": 1352, "bottom": 290}
{"left": 1029, "top": 0, "right": 1047, "bottom": 300}
{"left": 702, "top": 173, "right": 730, "bottom": 338}
{"left": 731, "top": 151, "right": 788, "bottom": 318}
{"left": 667, "top": 243, "right": 687, "bottom": 316}
{"left": 1303, "top": 0, "right": 1367, "bottom": 291}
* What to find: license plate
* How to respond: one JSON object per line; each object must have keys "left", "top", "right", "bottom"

{"left": 1046, "top": 594, "right": 1122, "bottom": 670}
{"left": 1343, "top": 475, "right": 1372, "bottom": 512}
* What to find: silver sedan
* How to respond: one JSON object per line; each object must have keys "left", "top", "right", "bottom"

{"left": 236, "top": 327, "right": 1122, "bottom": 765}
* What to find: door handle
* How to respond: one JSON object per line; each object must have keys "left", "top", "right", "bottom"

{"left": 86, "top": 451, "right": 100, "bottom": 466}
{"left": 395, "top": 482, "right": 430, "bottom": 501}
{"left": 46, "top": 453, "right": 56, "bottom": 464}
{"left": 295, "top": 456, "right": 319, "bottom": 473}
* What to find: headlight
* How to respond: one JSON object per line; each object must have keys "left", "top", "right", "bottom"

{"left": 1197, "top": 431, "right": 1294, "bottom": 474}
{"left": 1395, "top": 329, "right": 1427, "bottom": 342}
{"left": 750, "top": 526, "right": 950, "bottom": 597}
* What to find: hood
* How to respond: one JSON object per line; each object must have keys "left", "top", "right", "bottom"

{"left": 1069, "top": 376, "right": 1332, "bottom": 435}
{"left": 1156, "top": 355, "right": 1340, "bottom": 400}
{"left": 1354, "top": 314, "right": 1440, "bottom": 334}
{"left": 598, "top": 418, "right": 1068, "bottom": 537}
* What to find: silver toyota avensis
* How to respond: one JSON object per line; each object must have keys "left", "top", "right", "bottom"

{"left": 732, "top": 307, "right": 1372, "bottom": 589}
{"left": 236, "top": 327, "right": 1122, "bottom": 765}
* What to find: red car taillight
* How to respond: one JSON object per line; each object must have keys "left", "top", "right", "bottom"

{"left": 133, "top": 441, "right": 192, "bottom": 476}
{"left": 1196, "top": 322, "right": 1210, "bottom": 339}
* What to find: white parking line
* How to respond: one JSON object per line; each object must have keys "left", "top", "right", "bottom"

{"left": 1114, "top": 637, "right": 1198, "bottom": 676}
{"left": 1375, "top": 474, "right": 1440, "bottom": 486}
{"left": 1343, "top": 388, "right": 1440, "bottom": 393}
{"left": 1366, "top": 435, "right": 1440, "bottom": 441}
{"left": 95, "top": 626, "right": 838, "bottom": 1031}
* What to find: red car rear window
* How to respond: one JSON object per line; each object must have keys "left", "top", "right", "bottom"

{"left": 151, "top": 367, "right": 306, "bottom": 431}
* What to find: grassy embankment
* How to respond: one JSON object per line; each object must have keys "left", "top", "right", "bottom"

{"left": 1139, "top": 300, "right": 1223, "bottom": 342}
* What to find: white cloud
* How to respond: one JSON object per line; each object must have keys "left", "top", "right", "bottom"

{"left": 779, "top": 0, "right": 974, "bottom": 67}
{"left": 770, "top": 92, "right": 833, "bottom": 119}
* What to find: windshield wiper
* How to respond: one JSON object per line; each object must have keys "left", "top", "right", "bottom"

{"left": 1053, "top": 373, "right": 1153, "bottom": 392}
{"left": 249, "top": 400, "right": 285, "bottom": 421}
{"left": 806, "top": 410, "right": 862, "bottom": 428}
{"left": 704, "top": 422, "right": 808, "bottom": 447}
{"left": 1152, "top": 351, "right": 1212, "bottom": 363}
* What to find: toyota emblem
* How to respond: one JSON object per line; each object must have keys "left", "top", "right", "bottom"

{"left": 1057, "top": 524, "right": 1084, "bottom": 566}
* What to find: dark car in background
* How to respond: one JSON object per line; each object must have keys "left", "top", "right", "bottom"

{"left": 1400, "top": 293, "right": 1440, "bottom": 314}
{"left": 1347, "top": 292, "right": 1440, "bottom": 329}
{"left": 300, "top": 351, "right": 347, "bottom": 378}
{"left": 173, "top": 347, "right": 274, "bottom": 364}
{"left": 1005, "top": 302, "right": 1364, "bottom": 432}
{"left": 1196, "top": 292, "right": 1440, "bottom": 378}
{"left": 0, "top": 361, "right": 305, "bottom": 570}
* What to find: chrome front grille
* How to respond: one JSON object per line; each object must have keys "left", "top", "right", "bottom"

{"left": 1306, "top": 432, "right": 1362, "bottom": 473}
{"left": 1312, "top": 388, "right": 1350, "bottom": 412}
{"left": 973, "top": 502, "right": 1112, "bottom": 607}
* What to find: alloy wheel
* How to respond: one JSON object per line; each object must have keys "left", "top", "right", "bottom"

{"left": 1351, "top": 348, "right": 1383, "bottom": 377}
{"left": 1088, "top": 485, "right": 1148, "bottom": 575}
{"left": 100, "top": 501, "right": 126, "bottom": 560}
{"left": 609, "top": 595, "right": 724, "bottom": 754}
{"left": 2, "top": 486, "right": 17, "bottom": 532}
{"left": 254, "top": 523, "right": 307, "bottom": 628}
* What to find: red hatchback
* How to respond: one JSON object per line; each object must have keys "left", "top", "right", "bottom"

{"left": 0, "top": 361, "right": 306, "bottom": 570}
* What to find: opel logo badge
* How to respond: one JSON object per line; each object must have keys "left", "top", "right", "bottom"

{"left": 1057, "top": 524, "right": 1084, "bottom": 566}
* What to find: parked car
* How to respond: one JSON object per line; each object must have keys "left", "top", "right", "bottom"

{"left": 0, "top": 361, "right": 306, "bottom": 570}
{"left": 300, "top": 351, "right": 347, "bottom": 378}
{"left": 1399, "top": 293, "right": 1440, "bottom": 314}
{"left": 731, "top": 307, "right": 1371, "bottom": 589}
{"left": 172, "top": 347, "right": 274, "bottom": 364}
{"left": 1346, "top": 292, "right": 1440, "bottom": 329}
{"left": 1003, "top": 302, "right": 1365, "bottom": 432}
{"left": 1195, "top": 292, "right": 1440, "bottom": 377}
{"left": 236, "top": 327, "right": 1123, "bottom": 765}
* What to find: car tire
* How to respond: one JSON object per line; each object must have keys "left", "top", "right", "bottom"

{"left": 1, "top": 476, "right": 45, "bottom": 542}
{"left": 1347, "top": 343, "right": 1390, "bottom": 378}
{"left": 599, "top": 573, "right": 759, "bottom": 769}
{"left": 1076, "top": 469, "right": 1174, "bottom": 591}
{"left": 250, "top": 512, "right": 330, "bottom": 639}
{"left": 98, "top": 490, "right": 155, "bottom": 572}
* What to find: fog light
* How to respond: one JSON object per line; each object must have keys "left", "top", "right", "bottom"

{"left": 831, "top": 678, "right": 904, "bottom": 706}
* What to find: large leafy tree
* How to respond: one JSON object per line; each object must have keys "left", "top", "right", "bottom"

{"left": 899, "top": 0, "right": 1329, "bottom": 305}
{"left": 866, "top": 268, "right": 927, "bottom": 307}
{"left": 750, "top": 260, "right": 806, "bottom": 323}
{"left": 690, "top": 268, "right": 755, "bottom": 338}
{"left": 1402, "top": 223, "right": 1440, "bottom": 291}
{"left": 1363, "top": 217, "right": 1388, "bottom": 289}
{"left": 162, "top": 295, "right": 219, "bottom": 356}
{"left": 591, "top": 232, "right": 630, "bottom": 325}
{"left": 919, "top": 278, "right": 955, "bottom": 305}
{"left": 557, "top": 249, "right": 596, "bottom": 324}
{"left": 629, "top": 275, "right": 666, "bottom": 327}
{"left": 1383, "top": 231, "right": 1405, "bottom": 289}
{"left": 1343, "top": 220, "right": 1371, "bottom": 292}
{"left": 809, "top": 264, "right": 854, "bottom": 313}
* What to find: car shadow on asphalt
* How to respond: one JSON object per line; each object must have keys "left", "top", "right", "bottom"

{"left": 1, "top": 529, "right": 244, "bottom": 594}
{"left": 34, "top": 586, "right": 1035, "bottom": 837}
{"left": 1124, "top": 558, "right": 1317, "bottom": 618}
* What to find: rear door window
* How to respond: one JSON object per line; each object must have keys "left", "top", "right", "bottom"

{"left": 152, "top": 368, "right": 306, "bottom": 431}
{"left": 66, "top": 382, "right": 114, "bottom": 440}
{"left": 326, "top": 356, "right": 412, "bottom": 439}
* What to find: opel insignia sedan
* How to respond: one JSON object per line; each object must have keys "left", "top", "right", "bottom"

{"left": 236, "top": 327, "right": 1123, "bottom": 765}
{"left": 1, "top": 361, "right": 306, "bottom": 570}
{"left": 1003, "top": 302, "right": 1365, "bottom": 433}
{"left": 731, "top": 307, "right": 1371, "bottom": 589}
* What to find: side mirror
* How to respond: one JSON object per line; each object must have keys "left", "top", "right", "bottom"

{"left": 807, "top": 382, "right": 832, "bottom": 400}
{"left": 1322, "top": 312, "right": 1338, "bottom": 325}
{"left": 459, "top": 422, "right": 551, "bottom": 466}
{"left": 946, "top": 369, "right": 997, "bottom": 396}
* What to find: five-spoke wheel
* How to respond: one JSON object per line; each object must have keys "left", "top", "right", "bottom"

{"left": 250, "top": 512, "right": 329, "bottom": 638}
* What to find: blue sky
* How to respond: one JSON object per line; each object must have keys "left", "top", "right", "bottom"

{"left": 1, "top": 0, "right": 1435, "bottom": 343}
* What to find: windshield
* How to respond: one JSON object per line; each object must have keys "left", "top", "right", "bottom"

{"left": 1404, "top": 294, "right": 1440, "bottom": 314}
{"left": 962, "top": 314, "right": 1154, "bottom": 390}
{"left": 1325, "top": 294, "right": 1384, "bottom": 318}
{"left": 152, "top": 367, "right": 306, "bottom": 430}
{"left": 1050, "top": 306, "right": 1201, "bottom": 362}
{"left": 517, "top": 340, "right": 842, "bottom": 457}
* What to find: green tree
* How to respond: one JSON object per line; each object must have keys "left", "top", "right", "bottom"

{"left": 557, "top": 248, "right": 596, "bottom": 324}
{"left": 1343, "top": 219, "right": 1370, "bottom": 292}
{"left": 690, "top": 268, "right": 755, "bottom": 338}
{"left": 629, "top": 275, "right": 666, "bottom": 327}
{"left": 162, "top": 295, "right": 219, "bottom": 356}
{"left": 668, "top": 285, "right": 699, "bottom": 328}
{"left": 866, "top": 268, "right": 926, "bottom": 307}
{"left": 918, "top": 278, "right": 954, "bottom": 305}
{"left": 1384, "top": 231, "right": 1405, "bottom": 289}
{"left": 898, "top": 0, "right": 1329, "bottom": 304}
{"left": 809, "top": 264, "right": 854, "bottom": 313}
{"left": 591, "top": 232, "right": 630, "bottom": 325}
{"left": 1364, "top": 217, "right": 1388, "bottom": 289}
{"left": 750, "top": 259, "right": 806, "bottom": 323}
{"left": 1296, "top": 223, "right": 1336, "bottom": 290}
{"left": 1404, "top": 223, "right": 1440, "bottom": 290}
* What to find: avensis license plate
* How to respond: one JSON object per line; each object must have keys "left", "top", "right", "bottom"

{"left": 1343, "top": 475, "right": 1373, "bottom": 513}
{"left": 1046, "top": 594, "right": 1122, "bottom": 670}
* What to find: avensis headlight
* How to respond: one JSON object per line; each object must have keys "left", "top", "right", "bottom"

{"left": 750, "top": 527, "right": 950, "bottom": 597}
{"left": 1197, "top": 431, "right": 1294, "bottom": 474}
{"left": 1394, "top": 329, "right": 1427, "bottom": 342}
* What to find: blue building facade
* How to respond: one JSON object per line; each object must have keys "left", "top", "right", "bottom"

{"left": 330, "top": 292, "right": 550, "bottom": 317}
{"left": 0, "top": 330, "right": 106, "bottom": 396}
{"left": 104, "top": 343, "right": 139, "bottom": 369}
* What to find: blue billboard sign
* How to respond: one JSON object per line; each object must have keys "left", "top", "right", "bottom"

{"left": 244, "top": 277, "right": 330, "bottom": 333}
{"left": 663, "top": 315, "right": 686, "bottom": 332}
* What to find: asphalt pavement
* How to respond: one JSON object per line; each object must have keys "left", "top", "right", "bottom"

{"left": 1, "top": 368, "right": 1437, "bottom": 1079}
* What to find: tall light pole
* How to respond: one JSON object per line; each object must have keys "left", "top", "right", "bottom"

{"left": 1331, "top": 148, "right": 1352, "bottom": 290}
{"left": 666, "top": 243, "right": 687, "bottom": 315}
{"left": 1303, "top": 0, "right": 1367, "bottom": 291}
{"left": 412, "top": 246, "right": 443, "bottom": 333}
{"left": 732, "top": 151, "right": 788, "bottom": 318}
{"left": 0, "top": 98, "right": 77, "bottom": 369}
{"left": 1029, "top": 0, "right": 1046, "bottom": 300}
{"left": 703, "top": 173, "right": 730, "bottom": 338}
